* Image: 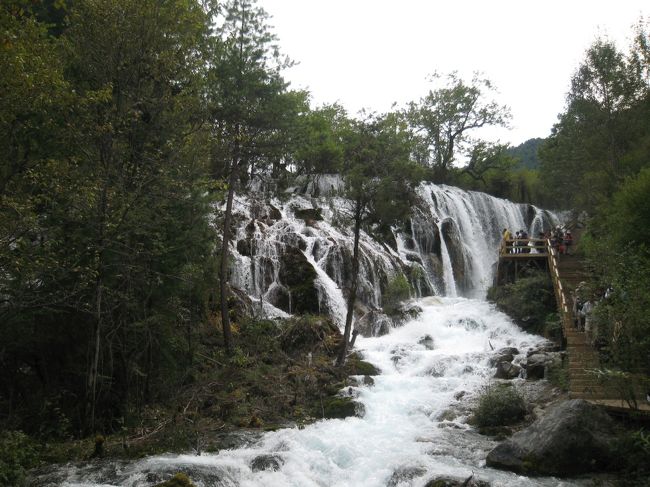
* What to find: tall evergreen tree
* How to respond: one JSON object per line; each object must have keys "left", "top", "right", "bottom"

{"left": 207, "top": 0, "right": 297, "bottom": 353}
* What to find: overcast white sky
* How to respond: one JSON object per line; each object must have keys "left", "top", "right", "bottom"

{"left": 258, "top": 0, "right": 647, "bottom": 146}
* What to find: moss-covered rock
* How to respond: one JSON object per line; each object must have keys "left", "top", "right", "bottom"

{"left": 322, "top": 397, "right": 364, "bottom": 419}
{"left": 487, "top": 271, "right": 556, "bottom": 335}
{"left": 155, "top": 473, "right": 195, "bottom": 487}
{"left": 347, "top": 358, "right": 380, "bottom": 376}
{"left": 294, "top": 207, "right": 323, "bottom": 221}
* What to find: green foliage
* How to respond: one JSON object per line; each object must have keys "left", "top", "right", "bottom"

{"left": 507, "top": 138, "right": 545, "bottom": 170}
{"left": 487, "top": 272, "right": 556, "bottom": 334}
{"left": 0, "top": 431, "right": 39, "bottom": 487}
{"left": 291, "top": 104, "right": 349, "bottom": 175}
{"left": 580, "top": 170, "right": 650, "bottom": 374}
{"left": 473, "top": 383, "right": 527, "bottom": 428}
{"left": 321, "top": 397, "right": 358, "bottom": 419}
{"left": 0, "top": 0, "right": 219, "bottom": 436}
{"left": 546, "top": 360, "right": 569, "bottom": 392}
{"left": 539, "top": 28, "right": 650, "bottom": 211}
{"left": 614, "top": 429, "right": 650, "bottom": 478}
{"left": 382, "top": 274, "right": 412, "bottom": 315}
{"left": 406, "top": 72, "right": 510, "bottom": 183}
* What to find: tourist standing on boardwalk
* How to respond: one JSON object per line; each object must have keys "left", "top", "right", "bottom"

{"left": 502, "top": 228, "right": 512, "bottom": 254}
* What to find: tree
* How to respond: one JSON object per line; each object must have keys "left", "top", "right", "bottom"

{"left": 539, "top": 35, "right": 649, "bottom": 211}
{"left": 0, "top": 0, "right": 217, "bottom": 434}
{"left": 336, "top": 112, "right": 423, "bottom": 366}
{"left": 207, "top": 0, "right": 295, "bottom": 354}
{"left": 291, "top": 103, "right": 349, "bottom": 175}
{"left": 407, "top": 72, "right": 510, "bottom": 183}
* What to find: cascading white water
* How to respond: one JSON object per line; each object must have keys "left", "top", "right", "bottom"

{"left": 47, "top": 299, "right": 585, "bottom": 487}
{"left": 226, "top": 181, "right": 558, "bottom": 322}
{"left": 44, "top": 182, "right": 578, "bottom": 487}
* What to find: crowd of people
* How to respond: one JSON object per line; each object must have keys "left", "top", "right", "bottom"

{"left": 500, "top": 226, "right": 573, "bottom": 255}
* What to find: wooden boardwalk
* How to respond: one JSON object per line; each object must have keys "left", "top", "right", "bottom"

{"left": 497, "top": 238, "right": 650, "bottom": 415}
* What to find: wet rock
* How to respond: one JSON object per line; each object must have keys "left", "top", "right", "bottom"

{"left": 236, "top": 238, "right": 252, "bottom": 257}
{"left": 277, "top": 246, "right": 320, "bottom": 314}
{"left": 489, "top": 347, "right": 519, "bottom": 366}
{"left": 418, "top": 334, "right": 435, "bottom": 350}
{"left": 424, "top": 475, "right": 490, "bottom": 487}
{"left": 362, "top": 375, "right": 375, "bottom": 386}
{"left": 494, "top": 361, "right": 521, "bottom": 380}
{"left": 269, "top": 205, "right": 282, "bottom": 220}
{"left": 294, "top": 207, "right": 323, "bottom": 221}
{"left": 250, "top": 454, "right": 283, "bottom": 472}
{"left": 454, "top": 391, "right": 467, "bottom": 400}
{"left": 455, "top": 317, "right": 484, "bottom": 331}
{"left": 391, "top": 302, "right": 423, "bottom": 325}
{"left": 440, "top": 218, "right": 470, "bottom": 294}
{"left": 523, "top": 352, "right": 562, "bottom": 380}
{"left": 486, "top": 399, "right": 620, "bottom": 476}
{"left": 154, "top": 473, "right": 195, "bottom": 487}
{"left": 386, "top": 466, "right": 427, "bottom": 486}
{"left": 322, "top": 397, "right": 365, "bottom": 419}
{"left": 354, "top": 310, "right": 392, "bottom": 337}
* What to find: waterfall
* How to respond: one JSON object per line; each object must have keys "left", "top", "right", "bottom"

{"left": 226, "top": 181, "right": 558, "bottom": 324}
{"left": 42, "top": 183, "right": 579, "bottom": 487}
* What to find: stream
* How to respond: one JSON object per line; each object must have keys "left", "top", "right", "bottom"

{"left": 34, "top": 297, "right": 589, "bottom": 487}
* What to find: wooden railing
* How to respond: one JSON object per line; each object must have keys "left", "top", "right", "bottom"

{"left": 545, "top": 240, "right": 573, "bottom": 332}
{"left": 499, "top": 239, "right": 547, "bottom": 255}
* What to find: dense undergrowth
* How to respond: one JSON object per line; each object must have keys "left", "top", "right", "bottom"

{"left": 487, "top": 270, "right": 559, "bottom": 339}
{"left": 1, "top": 314, "right": 378, "bottom": 485}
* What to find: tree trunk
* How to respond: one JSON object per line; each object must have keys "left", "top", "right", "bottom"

{"left": 337, "top": 200, "right": 362, "bottom": 366}
{"left": 219, "top": 157, "right": 238, "bottom": 355}
{"left": 88, "top": 182, "right": 108, "bottom": 432}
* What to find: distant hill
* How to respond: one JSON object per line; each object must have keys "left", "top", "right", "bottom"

{"left": 507, "top": 138, "right": 545, "bottom": 170}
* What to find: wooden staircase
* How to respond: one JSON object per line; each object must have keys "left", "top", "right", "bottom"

{"left": 552, "top": 253, "right": 606, "bottom": 399}
{"left": 496, "top": 235, "right": 649, "bottom": 412}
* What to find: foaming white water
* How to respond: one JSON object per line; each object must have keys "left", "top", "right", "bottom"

{"left": 53, "top": 298, "right": 583, "bottom": 487}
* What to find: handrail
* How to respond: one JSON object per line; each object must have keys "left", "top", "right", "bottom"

{"left": 499, "top": 238, "right": 548, "bottom": 255}
{"left": 545, "top": 239, "right": 572, "bottom": 332}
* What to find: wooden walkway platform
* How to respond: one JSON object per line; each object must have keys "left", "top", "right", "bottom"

{"left": 496, "top": 238, "right": 650, "bottom": 416}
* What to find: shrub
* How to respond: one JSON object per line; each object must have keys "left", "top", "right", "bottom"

{"left": 487, "top": 271, "right": 555, "bottom": 334}
{"left": 614, "top": 429, "right": 650, "bottom": 478}
{"left": 0, "top": 431, "right": 39, "bottom": 487}
{"left": 473, "top": 383, "right": 527, "bottom": 428}
{"left": 382, "top": 274, "right": 412, "bottom": 315}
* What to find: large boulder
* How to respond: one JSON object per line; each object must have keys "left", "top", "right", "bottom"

{"left": 489, "top": 347, "right": 519, "bottom": 366}
{"left": 494, "top": 361, "right": 521, "bottom": 380}
{"left": 354, "top": 310, "right": 392, "bottom": 337}
{"left": 277, "top": 245, "right": 320, "bottom": 314}
{"left": 523, "top": 352, "right": 562, "bottom": 380}
{"left": 486, "top": 399, "right": 620, "bottom": 476}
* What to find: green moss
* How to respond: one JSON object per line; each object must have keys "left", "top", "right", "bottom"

{"left": 322, "top": 397, "right": 358, "bottom": 419}
{"left": 155, "top": 472, "right": 196, "bottom": 487}
{"left": 382, "top": 274, "right": 412, "bottom": 315}
{"left": 349, "top": 359, "right": 380, "bottom": 376}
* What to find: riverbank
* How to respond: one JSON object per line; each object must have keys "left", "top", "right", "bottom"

{"left": 6, "top": 315, "right": 378, "bottom": 485}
